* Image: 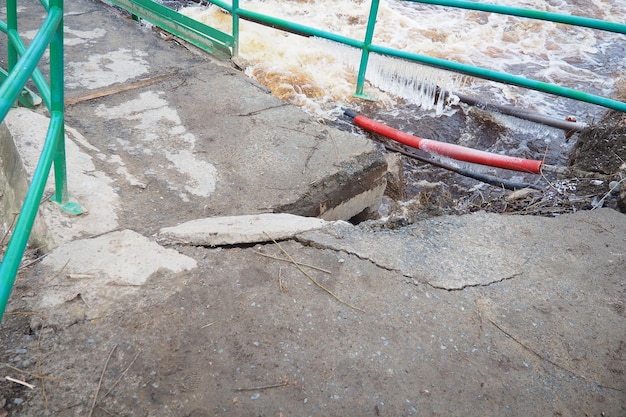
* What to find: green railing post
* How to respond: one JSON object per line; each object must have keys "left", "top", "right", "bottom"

{"left": 354, "top": 0, "right": 380, "bottom": 101}
{"left": 232, "top": 0, "right": 240, "bottom": 57}
{"left": 50, "top": 0, "right": 66, "bottom": 203}
{"left": 7, "top": 0, "right": 18, "bottom": 90}
{"left": 49, "top": 0, "right": 72, "bottom": 212}
{"left": 0, "top": 0, "right": 84, "bottom": 321}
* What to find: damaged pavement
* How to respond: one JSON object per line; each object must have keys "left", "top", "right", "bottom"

{"left": 0, "top": 0, "right": 624, "bottom": 416}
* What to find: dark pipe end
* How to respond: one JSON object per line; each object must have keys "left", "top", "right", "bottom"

{"left": 342, "top": 108, "right": 358, "bottom": 119}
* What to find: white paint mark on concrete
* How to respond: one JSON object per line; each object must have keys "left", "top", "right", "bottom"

{"left": 43, "top": 229, "right": 197, "bottom": 285}
{"left": 108, "top": 155, "right": 147, "bottom": 188}
{"left": 64, "top": 27, "right": 107, "bottom": 46}
{"left": 165, "top": 149, "right": 217, "bottom": 197}
{"left": 95, "top": 91, "right": 218, "bottom": 198}
{"left": 67, "top": 49, "right": 150, "bottom": 89}
{"left": 39, "top": 229, "right": 197, "bottom": 311}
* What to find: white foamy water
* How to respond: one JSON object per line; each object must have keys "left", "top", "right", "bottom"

{"left": 181, "top": 0, "right": 625, "bottom": 121}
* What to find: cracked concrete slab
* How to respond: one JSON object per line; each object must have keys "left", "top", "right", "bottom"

{"left": 2, "top": 1, "right": 625, "bottom": 415}
{"left": 55, "top": 2, "right": 387, "bottom": 224}
{"left": 297, "top": 208, "right": 626, "bottom": 290}
{"left": 159, "top": 213, "right": 338, "bottom": 246}
{"left": 35, "top": 229, "right": 197, "bottom": 321}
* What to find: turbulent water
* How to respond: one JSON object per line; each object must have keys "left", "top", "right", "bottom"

{"left": 165, "top": 0, "right": 624, "bottom": 214}
{"left": 179, "top": 0, "right": 624, "bottom": 117}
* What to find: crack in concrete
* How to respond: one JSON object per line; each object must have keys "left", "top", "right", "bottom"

{"left": 423, "top": 272, "right": 525, "bottom": 291}
{"left": 236, "top": 103, "right": 289, "bottom": 117}
{"left": 294, "top": 236, "right": 402, "bottom": 273}
{"left": 295, "top": 235, "right": 526, "bottom": 291}
{"left": 176, "top": 232, "right": 525, "bottom": 293}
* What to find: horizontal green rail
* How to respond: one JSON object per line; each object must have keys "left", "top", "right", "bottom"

{"left": 208, "top": 0, "right": 364, "bottom": 48}
{"left": 210, "top": 0, "right": 626, "bottom": 112}
{"left": 0, "top": 14, "right": 54, "bottom": 110}
{"left": 108, "top": 0, "right": 233, "bottom": 59}
{"left": 0, "top": 0, "right": 76, "bottom": 321}
{"left": 406, "top": 0, "right": 626, "bottom": 35}
{"left": 368, "top": 44, "right": 626, "bottom": 112}
{"left": 111, "top": 0, "right": 625, "bottom": 112}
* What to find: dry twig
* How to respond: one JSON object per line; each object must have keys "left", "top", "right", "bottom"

{"left": 5, "top": 376, "right": 35, "bottom": 389}
{"left": 479, "top": 303, "right": 624, "bottom": 393}
{"left": 98, "top": 350, "right": 141, "bottom": 403}
{"left": 254, "top": 251, "right": 332, "bottom": 274}
{"left": 88, "top": 344, "right": 118, "bottom": 417}
{"left": 18, "top": 253, "right": 47, "bottom": 270}
{"left": 591, "top": 177, "right": 626, "bottom": 210}
{"left": 36, "top": 316, "right": 50, "bottom": 413}
{"left": 65, "top": 73, "right": 177, "bottom": 105}
{"left": 278, "top": 267, "right": 287, "bottom": 293}
{"left": 263, "top": 232, "right": 364, "bottom": 313}
{"left": 234, "top": 380, "right": 288, "bottom": 392}
{"left": 0, "top": 363, "right": 59, "bottom": 382}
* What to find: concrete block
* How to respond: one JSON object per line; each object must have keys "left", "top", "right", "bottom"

{"left": 160, "top": 213, "right": 336, "bottom": 246}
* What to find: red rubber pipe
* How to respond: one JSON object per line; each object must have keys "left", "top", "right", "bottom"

{"left": 348, "top": 111, "right": 543, "bottom": 174}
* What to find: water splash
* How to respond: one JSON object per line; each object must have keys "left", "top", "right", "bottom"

{"left": 181, "top": 0, "right": 625, "bottom": 119}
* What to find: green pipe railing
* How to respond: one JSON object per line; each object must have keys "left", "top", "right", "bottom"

{"left": 406, "top": 0, "right": 626, "bottom": 35}
{"left": 108, "top": 0, "right": 233, "bottom": 59}
{"left": 112, "top": 0, "right": 626, "bottom": 113}
{"left": 0, "top": 0, "right": 82, "bottom": 321}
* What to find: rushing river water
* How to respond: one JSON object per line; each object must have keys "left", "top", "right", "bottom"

{"left": 161, "top": 0, "right": 625, "bottom": 216}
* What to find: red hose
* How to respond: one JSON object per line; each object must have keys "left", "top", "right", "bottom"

{"left": 351, "top": 113, "right": 543, "bottom": 174}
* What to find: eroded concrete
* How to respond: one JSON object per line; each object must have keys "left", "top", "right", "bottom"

{"left": 0, "top": 1, "right": 624, "bottom": 416}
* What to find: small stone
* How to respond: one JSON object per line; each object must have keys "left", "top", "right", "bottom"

{"left": 29, "top": 316, "right": 43, "bottom": 332}
{"left": 13, "top": 398, "right": 23, "bottom": 405}
{"left": 15, "top": 348, "right": 27, "bottom": 354}
{"left": 609, "top": 181, "right": 621, "bottom": 194}
{"left": 250, "top": 393, "right": 260, "bottom": 400}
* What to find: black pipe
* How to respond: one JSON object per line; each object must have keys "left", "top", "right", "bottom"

{"left": 385, "top": 144, "right": 543, "bottom": 191}
{"left": 453, "top": 91, "right": 588, "bottom": 133}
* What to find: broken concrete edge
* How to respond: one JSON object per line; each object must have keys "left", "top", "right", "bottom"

{"left": 274, "top": 150, "right": 388, "bottom": 220}
{"left": 0, "top": 120, "right": 54, "bottom": 251}
{"left": 158, "top": 212, "right": 351, "bottom": 246}
{"left": 2, "top": 108, "right": 120, "bottom": 252}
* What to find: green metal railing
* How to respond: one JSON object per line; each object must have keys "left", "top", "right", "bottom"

{"left": 110, "top": 0, "right": 626, "bottom": 113}
{"left": 0, "top": 0, "right": 82, "bottom": 320}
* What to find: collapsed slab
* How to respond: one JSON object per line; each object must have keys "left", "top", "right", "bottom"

{"left": 160, "top": 213, "right": 336, "bottom": 246}
{"left": 56, "top": 2, "right": 388, "bottom": 226}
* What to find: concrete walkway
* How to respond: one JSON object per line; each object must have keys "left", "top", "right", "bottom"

{"left": 0, "top": 1, "right": 625, "bottom": 416}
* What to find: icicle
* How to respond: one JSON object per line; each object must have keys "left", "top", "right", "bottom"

{"left": 367, "top": 54, "right": 459, "bottom": 113}
{"left": 316, "top": 38, "right": 461, "bottom": 113}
